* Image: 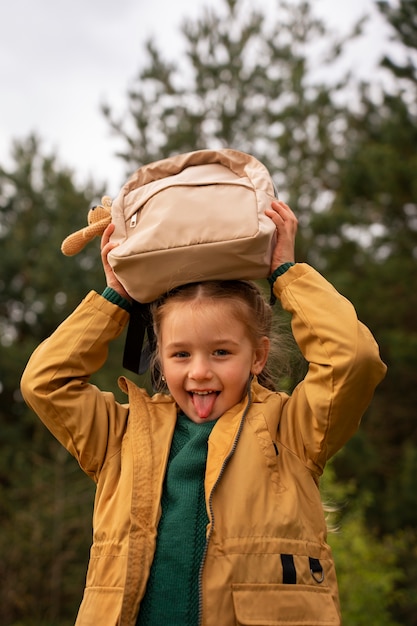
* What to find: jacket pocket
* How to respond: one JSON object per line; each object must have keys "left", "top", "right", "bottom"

{"left": 232, "top": 583, "right": 340, "bottom": 626}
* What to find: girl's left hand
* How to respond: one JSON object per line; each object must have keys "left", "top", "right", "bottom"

{"left": 265, "top": 200, "right": 298, "bottom": 272}
{"left": 101, "top": 223, "right": 132, "bottom": 302}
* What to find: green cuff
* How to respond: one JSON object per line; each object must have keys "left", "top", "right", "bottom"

{"left": 268, "top": 262, "right": 295, "bottom": 305}
{"left": 267, "top": 262, "right": 295, "bottom": 286}
{"left": 102, "top": 287, "right": 132, "bottom": 313}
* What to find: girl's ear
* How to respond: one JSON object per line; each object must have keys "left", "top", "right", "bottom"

{"left": 251, "top": 336, "right": 270, "bottom": 375}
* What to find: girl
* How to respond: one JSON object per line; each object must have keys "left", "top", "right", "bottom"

{"left": 21, "top": 200, "right": 386, "bottom": 626}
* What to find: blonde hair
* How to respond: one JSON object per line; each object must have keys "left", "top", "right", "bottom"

{"left": 150, "top": 280, "right": 300, "bottom": 393}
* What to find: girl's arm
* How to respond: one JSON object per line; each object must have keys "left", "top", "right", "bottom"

{"left": 20, "top": 292, "right": 130, "bottom": 481}
{"left": 20, "top": 233, "right": 132, "bottom": 481}
{"left": 273, "top": 263, "right": 386, "bottom": 476}
{"left": 265, "top": 201, "right": 386, "bottom": 475}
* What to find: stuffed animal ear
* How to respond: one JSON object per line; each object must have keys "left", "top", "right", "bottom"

{"left": 101, "top": 195, "right": 112, "bottom": 209}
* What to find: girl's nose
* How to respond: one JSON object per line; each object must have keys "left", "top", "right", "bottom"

{"left": 188, "top": 356, "right": 212, "bottom": 381}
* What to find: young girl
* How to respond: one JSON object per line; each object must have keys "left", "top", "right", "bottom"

{"left": 21, "top": 200, "right": 386, "bottom": 626}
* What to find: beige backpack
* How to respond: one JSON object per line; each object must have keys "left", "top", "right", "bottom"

{"left": 108, "top": 148, "right": 277, "bottom": 303}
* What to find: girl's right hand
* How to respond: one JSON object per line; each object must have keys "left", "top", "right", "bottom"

{"left": 265, "top": 200, "right": 298, "bottom": 272}
{"left": 100, "top": 223, "right": 132, "bottom": 302}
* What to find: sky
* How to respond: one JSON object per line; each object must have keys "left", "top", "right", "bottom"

{"left": 1, "top": 0, "right": 393, "bottom": 196}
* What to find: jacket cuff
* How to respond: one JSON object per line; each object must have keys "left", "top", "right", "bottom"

{"left": 102, "top": 287, "right": 132, "bottom": 313}
{"left": 268, "top": 262, "right": 295, "bottom": 304}
{"left": 268, "top": 262, "right": 295, "bottom": 286}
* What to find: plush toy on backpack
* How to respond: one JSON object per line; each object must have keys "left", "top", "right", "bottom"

{"left": 61, "top": 196, "right": 112, "bottom": 256}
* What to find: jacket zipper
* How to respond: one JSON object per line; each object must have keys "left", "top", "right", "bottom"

{"left": 197, "top": 385, "right": 253, "bottom": 626}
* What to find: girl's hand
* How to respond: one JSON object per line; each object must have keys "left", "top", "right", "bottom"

{"left": 265, "top": 200, "right": 298, "bottom": 272}
{"left": 100, "top": 223, "right": 132, "bottom": 302}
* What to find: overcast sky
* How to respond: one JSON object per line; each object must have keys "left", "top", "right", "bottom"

{"left": 1, "top": 0, "right": 392, "bottom": 195}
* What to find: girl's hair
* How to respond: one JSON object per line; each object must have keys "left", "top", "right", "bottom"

{"left": 150, "top": 279, "right": 298, "bottom": 393}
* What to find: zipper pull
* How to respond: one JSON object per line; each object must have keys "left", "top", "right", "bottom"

{"left": 130, "top": 212, "right": 138, "bottom": 228}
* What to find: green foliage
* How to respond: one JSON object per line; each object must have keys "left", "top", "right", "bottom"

{"left": 102, "top": 0, "right": 348, "bottom": 238}
{"left": 0, "top": 436, "right": 94, "bottom": 625}
{"left": 310, "top": 0, "right": 417, "bottom": 519}
{"left": 378, "top": 0, "right": 417, "bottom": 84}
{"left": 309, "top": 1, "right": 417, "bottom": 619}
{"left": 0, "top": 136, "right": 127, "bottom": 624}
{"left": 322, "top": 464, "right": 403, "bottom": 626}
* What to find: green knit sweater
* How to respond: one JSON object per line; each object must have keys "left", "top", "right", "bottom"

{"left": 136, "top": 413, "right": 216, "bottom": 626}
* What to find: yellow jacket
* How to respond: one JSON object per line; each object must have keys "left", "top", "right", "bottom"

{"left": 21, "top": 264, "right": 386, "bottom": 626}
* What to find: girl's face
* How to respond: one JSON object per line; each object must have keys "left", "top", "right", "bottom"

{"left": 159, "top": 299, "right": 269, "bottom": 424}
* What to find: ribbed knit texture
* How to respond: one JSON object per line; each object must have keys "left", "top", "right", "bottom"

{"left": 268, "top": 262, "right": 295, "bottom": 304}
{"left": 136, "top": 413, "right": 216, "bottom": 626}
{"left": 101, "top": 286, "right": 132, "bottom": 312}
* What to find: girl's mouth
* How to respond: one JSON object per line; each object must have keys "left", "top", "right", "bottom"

{"left": 189, "top": 390, "right": 219, "bottom": 419}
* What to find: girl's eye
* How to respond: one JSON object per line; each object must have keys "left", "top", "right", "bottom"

{"left": 214, "top": 349, "right": 230, "bottom": 357}
{"left": 174, "top": 351, "right": 189, "bottom": 358}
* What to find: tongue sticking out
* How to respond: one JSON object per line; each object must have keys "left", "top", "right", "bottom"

{"left": 191, "top": 392, "right": 218, "bottom": 419}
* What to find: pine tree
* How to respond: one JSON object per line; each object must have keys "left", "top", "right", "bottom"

{"left": 0, "top": 136, "right": 124, "bottom": 623}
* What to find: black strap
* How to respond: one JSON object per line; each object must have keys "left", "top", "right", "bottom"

{"left": 123, "top": 301, "right": 155, "bottom": 375}
{"left": 309, "top": 557, "right": 324, "bottom": 583}
{"left": 281, "top": 554, "right": 297, "bottom": 584}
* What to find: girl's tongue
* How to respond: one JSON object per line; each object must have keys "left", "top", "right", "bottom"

{"left": 191, "top": 391, "right": 218, "bottom": 419}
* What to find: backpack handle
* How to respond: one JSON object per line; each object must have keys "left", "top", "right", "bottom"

{"left": 123, "top": 148, "right": 276, "bottom": 197}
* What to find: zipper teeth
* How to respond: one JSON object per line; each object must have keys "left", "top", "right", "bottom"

{"left": 197, "top": 385, "right": 253, "bottom": 626}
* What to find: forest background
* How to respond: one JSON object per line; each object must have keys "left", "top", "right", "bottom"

{"left": 1, "top": 0, "right": 416, "bottom": 624}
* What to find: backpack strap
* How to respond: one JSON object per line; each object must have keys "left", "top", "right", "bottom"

{"left": 123, "top": 301, "right": 156, "bottom": 375}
